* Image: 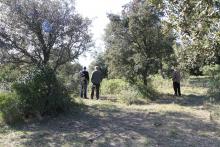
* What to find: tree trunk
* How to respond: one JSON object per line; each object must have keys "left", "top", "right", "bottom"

{"left": 43, "top": 52, "right": 50, "bottom": 65}
{"left": 160, "top": 61, "right": 165, "bottom": 79}
{"left": 143, "top": 76, "right": 148, "bottom": 86}
{"left": 216, "top": 55, "right": 220, "bottom": 65}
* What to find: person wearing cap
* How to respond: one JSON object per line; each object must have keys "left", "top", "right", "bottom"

{"left": 91, "top": 66, "right": 103, "bottom": 100}
{"left": 80, "top": 66, "right": 89, "bottom": 98}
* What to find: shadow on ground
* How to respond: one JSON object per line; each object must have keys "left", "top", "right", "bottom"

{"left": 2, "top": 102, "right": 220, "bottom": 147}
{"left": 155, "top": 93, "right": 209, "bottom": 107}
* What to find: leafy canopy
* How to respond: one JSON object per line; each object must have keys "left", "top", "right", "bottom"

{"left": 0, "top": 0, "right": 93, "bottom": 70}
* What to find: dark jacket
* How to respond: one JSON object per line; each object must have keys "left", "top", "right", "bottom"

{"left": 80, "top": 70, "right": 89, "bottom": 82}
{"left": 172, "top": 70, "right": 181, "bottom": 83}
{"left": 91, "top": 70, "right": 102, "bottom": 84}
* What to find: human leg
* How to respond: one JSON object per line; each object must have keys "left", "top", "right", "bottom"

{"left": 177, "top": 82, "right": 181, "bottom": 96}
{"left": 80, "top": 84, "right": 84, "bottom": 98}
{"left": 91, "top": 84, "right": 95, "bottom": 99}
{"left": 173, "top": 82, "right": 178, "bottom": 96}
{"left": 83, "top": 82, "right": 88, "bottom": 98}
{"left": 96, "top": 84, "right": 100, "bottom": 99}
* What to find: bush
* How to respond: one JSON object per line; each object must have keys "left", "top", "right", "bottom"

{"left": 202, "top": 64, "right": 219, "bottom": 76}
{"left": 0, "top": 64, "right": 23, "bottom": 91}
{"left": 135, "top": 80, "right": 158, "bottom": 101}
{"left": 0, "top": 93, "right": 21, "bottom": 124}
{"left": 118, "top": 88, "right": 148, "bottom": 105}
{"left": 101, "top": 79, "right": 151, "bottom": 104}
{"left": 57, "top": 63, "right": 82, "bottom": 95}
{"left": 12, "top": 66, "right": 71, "bottom": 116}
{"left": 208, "top": 65, "right": 220, "bottom": 101}
{"left": 101, "top": 79, "right": 129, "bottom": 95}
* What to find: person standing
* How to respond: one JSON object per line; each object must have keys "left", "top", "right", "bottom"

{"left": 172, "top": 67, "right": 181, "bottom": 96}
{"left": 91, "top": 66, "right": 102, "bottom": 100}
{"left": 80, "top": 66, "right": 89, "bottom": 98}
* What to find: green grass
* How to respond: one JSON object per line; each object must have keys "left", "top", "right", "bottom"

{"left": 151, "top": 75, "right": 209, "bottom": 96}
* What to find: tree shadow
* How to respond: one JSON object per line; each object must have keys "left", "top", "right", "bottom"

{"left": 5, "top": 103, "right": 220, "bottom": 147}
{"left": 155, "top": 94, "right": 209, "bottom": 107}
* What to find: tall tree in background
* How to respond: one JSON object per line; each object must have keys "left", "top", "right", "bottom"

{"left": 0, "top": 0, "right": 92, "bottom": 70}
{"left": 89, "top": 53, "right": 108, "bottom": 78}
{"left": 164, "top": 0, "right": 220, "bottom": 72}
{"left": 104, "top": 0, "right": 175, "bottom": 85}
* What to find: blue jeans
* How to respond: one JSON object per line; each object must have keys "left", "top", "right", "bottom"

{"left": 80, "top": 81, "right": 88, "bottom": 98}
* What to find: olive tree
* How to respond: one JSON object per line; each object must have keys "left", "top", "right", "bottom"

{"left": 0, "top": 0, "right": 92, "bottom": 70}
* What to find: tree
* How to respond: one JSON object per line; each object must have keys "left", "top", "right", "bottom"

{"left": 104, "top": 0, "right": 175, "bottom": 85}
{"left": 0, "top": 0, "right": 93, "bottom": 117}
{"left": 89, "top": 53, "right": 108, "bottom": 78}
{"left": 0, "top": 0, "right": 92, "bottom": 70}
{"left": 164, "top": 0, "right": 220, "bottom": 68}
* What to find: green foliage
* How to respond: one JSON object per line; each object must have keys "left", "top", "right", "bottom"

{"left": 57, "top": 62, "right": 82, "bottom": 95}
{"left": 89, "top": 53, "right": 108, "bottom": 78}
{"left": 12, "top": 66, "right": 71, "bottom": 116}
{"left": 135, "top": 80, "right": 158, "bottom": 101}
{"left": 165, "top": 0, "right": 220, "bottom": 69}
{"left": 118, "top": 89, "right": 143, "bottom": 105}
{"left": 0, "top": 93, "right": 21, "bottom": 124}
{"left": 208, "top": 65, "right": 220, "bottom": 101}
{"left": 202, "top": 64, "right": 219, "bottom": 76}
{"left": 0, "top": 64, "right": 19, "bottom": 82}
{"left": 101, "top": 79, "right": 151, "bottom": 105}
{"left": 101, "top": 79, "right": 129, "bottom": 95}
{"left": 104, "top": 1, "right": 175, "bottom": 85}
{"left": 0, "top": 64, "right": 24, "bottom": 90}
{"left": 151, "top": 74, "right": 172, "bottom": 85}
{"left": 0, "top": 0, "right": 92, "bottom": 69}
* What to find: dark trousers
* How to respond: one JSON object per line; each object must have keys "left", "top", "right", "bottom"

{"left": 173, "top": 82, "right": 181, "bottom": 96}
{"left": 91, "top": 83, "right": 100, "bottom": 99}
{"left": 80, "top": 82, "right": 88, "bottom": 98}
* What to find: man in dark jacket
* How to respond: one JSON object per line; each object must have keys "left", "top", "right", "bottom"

{"left": 91, "top": 66, "right": 102, "bottom": 100}
{"left": 172, "top": 68, "right": 181, "bottom": 96}
{"left": 80, "top": 66, "right": 89, "bottom": 98}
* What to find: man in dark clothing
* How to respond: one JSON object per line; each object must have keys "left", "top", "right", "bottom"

{"left": 80, "top": 66, "right": 89, "bottom": 98}
{"left": 172, "top": 68, "right": 181, "bottom": 96}
{"left": 91, "top": 66, "right": 102, "bottom": 100}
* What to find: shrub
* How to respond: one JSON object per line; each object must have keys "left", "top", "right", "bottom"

{"left": 57, "top": 63, "right": 82, "bottom": 95}
{"left": 101, "top": 79, "right": 129, "bottom": 95}
{"left": 118, "top": 88, "right": 147, "bottom": 105}
{"left": 101, "top": 79, "right": 151, "bottom": 104}
{"left": 12, "top": 66, "right": 71, "bottom": 116}
{"left": 202, "top": 64, "right": 219, "bottom": 76}
{"left": 0, "top": 93, "right": 21, "bottom": 124}
{"left": 151, "top": 74, "right": 172, "bottom": 87}
{"left": 135, "top": 80, "right": 158, "bottom": 101}
{"left": 0, "top": 64, "right": 23, "bottom": 91}
{"left": 208, "top": 65, "right": 220, "bottom": 101}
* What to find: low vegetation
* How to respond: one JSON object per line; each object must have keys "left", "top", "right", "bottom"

{"left": 0, "top": 76, "right": 220, "bottom": 146}
{"left": 0, "top": 0, "right": 220, "bottom": 146}
{"left": 0, "top": 66, "right": 72, "bottom": 124}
